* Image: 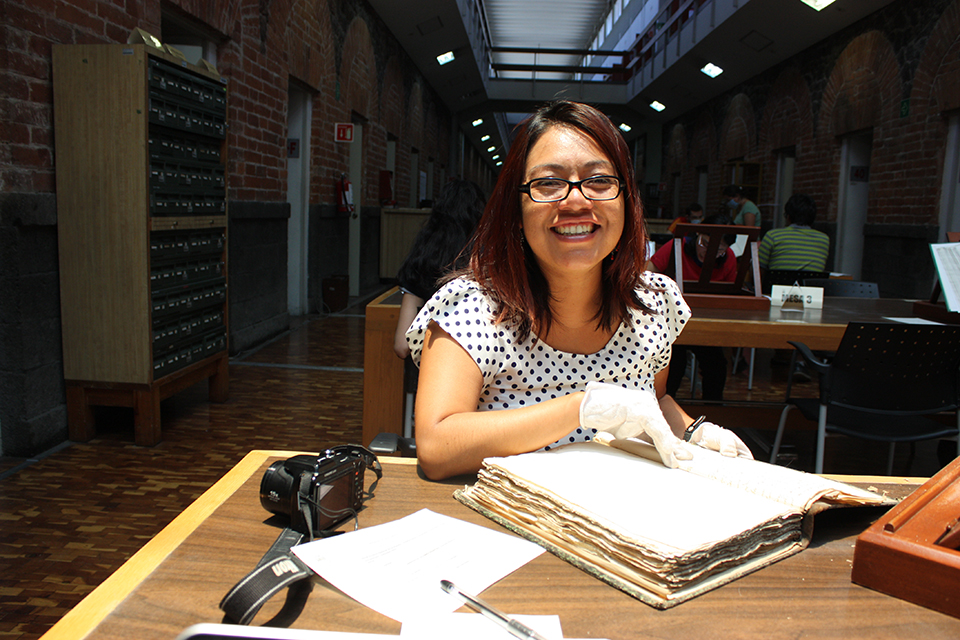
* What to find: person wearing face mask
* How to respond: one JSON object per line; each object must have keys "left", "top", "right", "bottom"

{"left": 722, "top": 185, "right": 760, "bottom": 227}
{"left": 722, "top": 185, "right": 760, "bottom": 259}
{"left": 644, "top": 214, "right": 737, "bottom": 401}
{"left": 404, "top": 101, "right": 753, "bottom": 481}
{"left": 667, "top": 202, "right": 704, "bottom": 233}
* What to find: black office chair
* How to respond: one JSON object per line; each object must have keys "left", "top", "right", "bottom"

{"left": 770, "top": 322, "right": 960, "bottom": 474}
{"left": 783, "top": 279, "right": 881, "bottom": 398}
{"left": 803, "top": 279, "right": 879, "bottom": 298}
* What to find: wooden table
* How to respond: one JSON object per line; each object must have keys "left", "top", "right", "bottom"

{"left": 675, "top": 297, "right": 917, "bottom": 350}
{"left": 40, "top": 451, "right": 960, "bottom": 640}
{"left": 363, "top": 290, "right": 918, "bottom": 444}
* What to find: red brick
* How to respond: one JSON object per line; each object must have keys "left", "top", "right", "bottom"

{"left": 54, "top": 2, "right": 97, "bottom": 28}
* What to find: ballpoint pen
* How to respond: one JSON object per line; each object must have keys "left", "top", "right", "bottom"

{"left": 440, "top": 580, "right": 550, "bottom": 640}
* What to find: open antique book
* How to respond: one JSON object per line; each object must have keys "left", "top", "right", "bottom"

{"left": 455, "top": 439, "right": 893, "bottom": 608}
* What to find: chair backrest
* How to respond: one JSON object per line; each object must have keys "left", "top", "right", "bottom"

{"left": 670, "top": 223, "right": 761, "bottom": 296}
{"left": 823, "top": 322, "right": 960, "bottom": 414}
{"left": 803, "top": 279, "right": 879, "bottom": 298}
{"left": 766, "top": 269, "right": 829, "bottom": 290}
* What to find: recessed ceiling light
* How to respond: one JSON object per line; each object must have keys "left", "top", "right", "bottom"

{"left": 650, "top": 101, "right": 666, "bottom": 112}
{"left": 487, "top": 146, "right": 496, "bottom": 152}
{"left": 701, "top": 63, "right": 723, "bottom": 78}
{"left": 496, "top": 161, "right": 502, "bottom": 166}
{"left": 481, "top": 135, "right": 490, "bottom": 142}
{"left": 436, "top": 51, "right": 455, "bottom": 65}
{"left": 472, "top": 118, "right": 483, "bottom": 127}
{"left": 492, "top": 155, "right": 500, "bottom": 160}
{"left": 799, "top": 0, "right": 837, "bottom": 10}
{"left": 618, "top": 123, "right": 632, "bottom": 132}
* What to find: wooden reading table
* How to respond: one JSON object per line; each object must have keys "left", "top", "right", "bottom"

{"left": 41, "top": 451, "right": 960, "bottom": 640}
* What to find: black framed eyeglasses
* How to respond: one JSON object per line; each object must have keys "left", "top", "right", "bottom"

{"left": 519, "top": 176, "right": 623, "bottom": 203}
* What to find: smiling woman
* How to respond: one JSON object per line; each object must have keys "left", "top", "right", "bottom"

{"left": 402, "top": 100, "right": 753, "bottom": 480}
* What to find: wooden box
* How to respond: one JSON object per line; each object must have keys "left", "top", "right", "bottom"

{"left": 852, "top": 456, "right": 960, "bottom": 618}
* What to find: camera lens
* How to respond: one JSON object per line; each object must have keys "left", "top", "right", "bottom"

{"left": 259, "top": 460, "right": 296, "bottom": 517}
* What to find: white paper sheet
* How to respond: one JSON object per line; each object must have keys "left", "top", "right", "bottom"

{"left": 884, "top": 316, "right": 944, "bottom": 325}
{"left": 292, "top": 509, "right": 544, "bottom": 623}
{"left": 401, "top": 613, "right": 563, "bottom": 639}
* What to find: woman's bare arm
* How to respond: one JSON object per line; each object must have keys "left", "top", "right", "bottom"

{"left": 654, "top": 366, "right": 696, "bottom": 438}
{"left": 392, "top": 292, "right": 424, "bottom": 359}
{"left": 414, "top": 321, "right": 582, "bottom": 479}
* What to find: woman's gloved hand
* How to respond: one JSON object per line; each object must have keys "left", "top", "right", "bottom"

{"left": 688, "top": 421, "right": 754, "bottom": 459}
{"left": 579, "top": 382, "right": 693, "bottom": 468}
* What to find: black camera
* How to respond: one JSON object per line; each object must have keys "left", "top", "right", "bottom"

{"left": 259, "top": 445, "right": 381, "bottom": 538}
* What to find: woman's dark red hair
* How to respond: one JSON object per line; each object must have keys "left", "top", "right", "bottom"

{"left": 469, "top": 100, "right": 651, "bottom": 341}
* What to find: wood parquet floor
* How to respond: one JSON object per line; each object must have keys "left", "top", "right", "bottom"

{"left": 0, "top": 287, "right": 949, "bottom": 640}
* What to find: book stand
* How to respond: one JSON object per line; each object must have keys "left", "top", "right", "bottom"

{"left": 852, "top": 456, "right": 960, "bottom": 618}
{"left": 913, "top": 232, "right": 960, "bottom": 324}
{"left": 668, "top": 223, "right": 768, "bottom": 310}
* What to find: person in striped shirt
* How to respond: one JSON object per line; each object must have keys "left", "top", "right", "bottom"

{"left": 758, "top": 193, "right": 830, "bottom": 275}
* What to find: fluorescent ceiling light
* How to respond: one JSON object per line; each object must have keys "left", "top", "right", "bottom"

{"left": 799, "top": 0, "right": 837, "bottom": 10}
{"left": 618, "top": 123, "right": 632, "bottom": 132}
{"left": 496, "top": 161, "right": 502, "bottom": 166}
{"left": 492, "top": 155, "right": 500, "bottom": 160}
{"left": 487, "top": 146, "right": 496, "bottom": 152}
{"left": 481, "top": 134, "right": 490, "bottom": 141}
{"left": 472, "top": 118, "right": 483, "bottom": 127}
{"left": 650, "top": 101, "right": 666, "bottom": 112}
{"left": 701, "top": 63, "right": 723, "bottom": 78}
{"left": 436, "top": 51, "right": 455, "bottom": 65}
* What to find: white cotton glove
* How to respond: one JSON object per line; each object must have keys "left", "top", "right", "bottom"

{"left": 688, "top": 421, "right": 754, "bottom": 459}
{"left": 580, "top": 382, "right": 693, "bottom": 468}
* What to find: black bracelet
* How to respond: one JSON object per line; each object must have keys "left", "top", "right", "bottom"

{"left": 683, "top": 415, "right": 706, "bottom": 442}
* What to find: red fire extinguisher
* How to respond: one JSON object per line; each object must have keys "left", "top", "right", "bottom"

{"left": 336, "top": 174, "right": 354, "bottom": 215}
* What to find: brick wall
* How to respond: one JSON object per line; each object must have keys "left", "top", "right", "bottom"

{"left": 660, "top": 0, "right": 958, "bottom": 298}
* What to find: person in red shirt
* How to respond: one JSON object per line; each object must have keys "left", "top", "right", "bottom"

{"left": 645, "top": 214, "right": 737, "bottom": 400}
{"left": 647, "top": 213, "right": 738, "bottom": 282}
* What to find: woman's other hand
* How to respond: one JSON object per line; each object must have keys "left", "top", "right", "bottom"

{"left": 689, "top": 421, "right": 753, "bottom": 459}
{"left": 579, "top": 382, "right": 693, "bottom": 468}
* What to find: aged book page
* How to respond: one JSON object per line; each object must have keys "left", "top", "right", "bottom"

{"left": 456, "top": 441, "right": 889, "bottom": 607}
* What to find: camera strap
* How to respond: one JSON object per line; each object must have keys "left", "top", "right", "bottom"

{"left": 219, "top": 448, "right": 382, "bottom": 625}
{"left": 219, "top": 526, "right": 313, "bottom": 625}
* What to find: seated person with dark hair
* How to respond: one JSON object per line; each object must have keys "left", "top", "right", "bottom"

{"left": 645, "top": 214, "right": 737, "bottom": 401}
{"left": 760, "top": 193, "right": 830, "bottom": 381}
{"left": 759, "top": 193, "right": 830, "bottom": 275}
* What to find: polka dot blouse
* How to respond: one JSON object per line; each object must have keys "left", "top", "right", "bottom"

{"left": 406, "top": 274, "right": 691, "bottom": 450}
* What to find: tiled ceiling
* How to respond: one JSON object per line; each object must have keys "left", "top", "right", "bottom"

{"left": 483, "top": 0, "right": 608, "bottom": 81}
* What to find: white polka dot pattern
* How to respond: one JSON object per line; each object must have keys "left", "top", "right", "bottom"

{"left": 406, "top": 274, "right": 690, "bottom": 450}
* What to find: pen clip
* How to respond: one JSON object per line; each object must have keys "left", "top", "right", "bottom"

{"left": 683, "top": 415, "right": 706, "bottom": 442}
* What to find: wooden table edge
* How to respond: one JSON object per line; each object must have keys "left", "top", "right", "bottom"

{"left": 41, "top": 451, "right": 415, "bottom": 640}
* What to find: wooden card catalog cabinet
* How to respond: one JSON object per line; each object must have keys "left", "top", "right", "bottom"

{"left": 53, "top": 44, "right": 229, "bottom": 446}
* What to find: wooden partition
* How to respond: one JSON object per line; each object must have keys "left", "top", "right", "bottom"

{"left": 379, "top": 207, "right": 431, "bottom": 278}
{"left": 362, "top": 287, "right": 405, "bottom": 446}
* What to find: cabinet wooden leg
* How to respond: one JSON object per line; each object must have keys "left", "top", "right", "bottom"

{"left": 134, "top": 387, "right": 162, "bottom": 446}
{"left": 66, "top": 385, "right": 95, "bottom": 442}
{"left": 209, "top": 354, "right": 229, "bottom": 403}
